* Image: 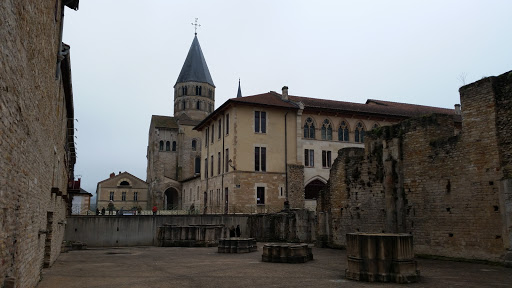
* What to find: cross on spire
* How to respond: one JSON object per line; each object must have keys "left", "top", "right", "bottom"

{"left": 191, "top": 18, "right": 201, "bottom": 35}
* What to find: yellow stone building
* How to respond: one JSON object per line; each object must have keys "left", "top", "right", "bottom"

{"left": 96, "top": 172, "right": 149, "bottom": 213}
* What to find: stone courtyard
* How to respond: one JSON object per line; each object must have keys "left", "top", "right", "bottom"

{"left": 37, "top": 244, "right": 512, "bottom": 288}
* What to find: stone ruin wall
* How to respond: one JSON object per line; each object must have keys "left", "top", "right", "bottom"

{"left": 287, "top": 164, "right": 305, "bottom": 209}
{"left": 1, "top": 1, "right": 75, "bottom": 287}
{"left": 320, "top": 70, "right": 512, "bottom": 263}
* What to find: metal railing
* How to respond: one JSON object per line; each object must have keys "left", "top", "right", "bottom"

{"left": 71, "top": 203, "right": 287, "bottom": 216}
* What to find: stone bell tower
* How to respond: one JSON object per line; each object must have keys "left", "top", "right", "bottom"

{"left": 173, "top": 32, "right": 215, "bottom": 122}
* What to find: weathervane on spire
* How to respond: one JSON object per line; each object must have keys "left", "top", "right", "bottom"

{"left": 191, "top": 18, "right": 201, "bottom": 35}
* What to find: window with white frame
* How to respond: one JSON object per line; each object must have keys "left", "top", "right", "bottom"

{"left": 254, "top": 111, "right": 266, "bottom": 133}
{"left": 133, "top": 192, "right": 138, "bottom": 201}
{"left": 255, "top": 146, "right": 266, "bottom": 171}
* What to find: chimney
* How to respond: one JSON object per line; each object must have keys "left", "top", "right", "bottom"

{"left": 454, "top": 104, "right": 461, "bottom": 115}
{"left": 110, "top": 172, "right": 115, "bottom": 178}
{"left": 281, "top": 86, "right": 288, "bottom": 101}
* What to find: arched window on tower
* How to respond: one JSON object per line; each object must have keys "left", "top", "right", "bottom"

{"left": 192, "top": 139, "right": 197, "bottom": 151}
{"left": 338, "top": 121, "right": 349, "bottom": 142}
{"left": 196, "top": 101, "right": 201, "bottom": 110}
{"left": 182, "top": 101, "right": 185, "bottom": 110}
{"left": 172, "top": 141, "right": 177, "bottom": 151}
{"left": 303, "top": 117, "right": 315, "bottom": 139}
{"left": 196, "top": 86, "right": 202, "bottom": 96}
{"left": 159, "top": 141, "right": 164, "bottom": 151}
{"left": 355, "top": 122, "right": 365, "bottom": 143}
{"left": 321, "top": 119, "right": 332, "bottom": 140}
{"left": 165, "top": 141, "right": 170, "bottom": 151}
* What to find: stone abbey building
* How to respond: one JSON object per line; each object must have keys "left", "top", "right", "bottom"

{"left": 146, "top": 34, "right": 459, "bottom": 214}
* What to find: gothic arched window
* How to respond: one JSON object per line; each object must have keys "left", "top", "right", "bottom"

{"left": 192, "top": 139, "right": 197, "bottom": 151}
{"left": 321, "top": 119, "right": 332, "bottom": 140}
{"left": 303, "top": 117, "right": 315, "bottom": 139}
{"left": 172, "top": 141, "right": 177, "bottom": 151}
{"left": 355, "top": 122, "right": 365, "bottom": 143}
{"left": 338, "top": 121, "right": 349, "bottom": 142}
{"left": 159, "top": 141, "right": 164, "bottom": 151}
{"left": 165, "top": 141, "right": 170, "bottom": 151}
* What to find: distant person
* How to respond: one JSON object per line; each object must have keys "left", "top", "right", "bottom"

{"left": 229, "top": 225, "right": 236, "bottom": 238}
{"left": 236, "top": 225, "right": 241, "bottom": 237}
{"left": 137, "top": 206, "right": 142, "bottom": 215}
{"left": 96, "top": 208, "right": 100, "bottom": 215}
{"left": 101, "top": 207, "right": 105, "bottom": 215}
{"left": 107, "top": 201, "right": 114, "bottom": 215}
{"left": 152, "top": 205, "right": 158, "bottom": 215}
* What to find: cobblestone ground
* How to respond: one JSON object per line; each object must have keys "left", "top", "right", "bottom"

{"left": 37, "top": 244, "right": 512, "bottom": 288}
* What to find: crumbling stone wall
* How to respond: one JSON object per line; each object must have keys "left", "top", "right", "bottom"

{"left": 321, "top": 70, "right": 512, "bottom": 263}
{"left": 1, "top": 1, "right": 77, "bottom": 287}
{"left": 247, "top": 209, "right": 315, "bottom": 242}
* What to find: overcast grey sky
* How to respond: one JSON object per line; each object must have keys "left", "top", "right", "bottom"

{"left": 63, "top": 0, "right": 512, "bottom": 198}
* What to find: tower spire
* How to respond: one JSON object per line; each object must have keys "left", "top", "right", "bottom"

{"left": 191, "top": 18, "right": 201, "bottom": 35}
{"left": 237, "top": 78, "right": 242, "bottom": 98}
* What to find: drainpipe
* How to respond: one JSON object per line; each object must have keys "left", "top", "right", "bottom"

{"left": 221, "top": 113, "right": 225, "bottom": 214}
{"left": 285, "top": 112, "right": 289, "bottom": 204}
{"left": 205, "top": 128, "right": 209, "bottom": 215}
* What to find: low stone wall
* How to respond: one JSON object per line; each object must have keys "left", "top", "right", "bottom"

{"left": 65, "top": 215, "right": 248, "bottom": 247}
{"left": 66, "top": 210, "right": 315, "bottom": 247}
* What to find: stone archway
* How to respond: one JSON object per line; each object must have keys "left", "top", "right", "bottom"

{"left": 164, "top": 187, "right": 179, "bottom": 210}
{"left": 305, "top": 179, "right": 327, "bottom": 199}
